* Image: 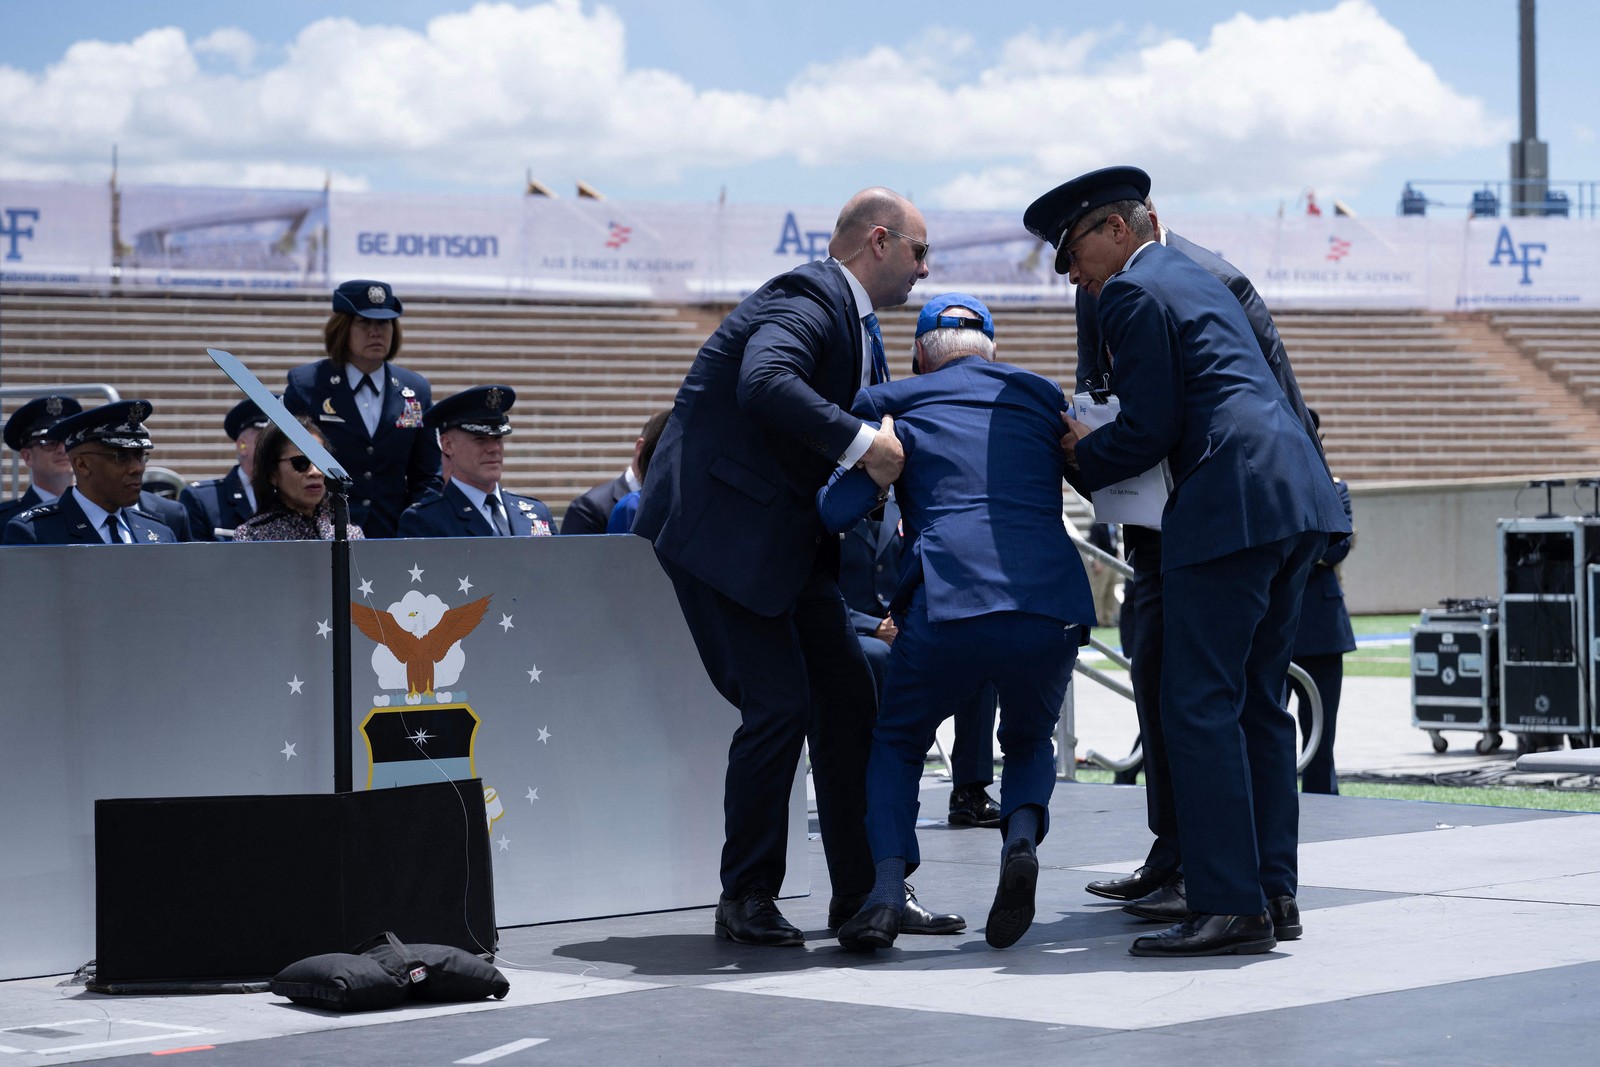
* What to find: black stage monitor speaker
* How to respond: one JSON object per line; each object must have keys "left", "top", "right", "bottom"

{"left": 93, "top": 780, "right": 495, "bottom": 991}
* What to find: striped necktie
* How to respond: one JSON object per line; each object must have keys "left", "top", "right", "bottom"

{"left": 864, "top": 313, "right": 890, "bottom": 385}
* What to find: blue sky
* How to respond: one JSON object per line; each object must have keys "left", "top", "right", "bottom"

{"left": 1, "top": 1, "right": 1594, "bottom": 217}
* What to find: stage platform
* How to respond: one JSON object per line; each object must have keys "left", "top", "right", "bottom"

{"left": 3, "top": 772, "right": 1596, "bottom": 1066}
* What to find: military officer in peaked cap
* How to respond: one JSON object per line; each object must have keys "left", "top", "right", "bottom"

{"left": 3, "top": 400, "right": 179, "bottom": 545}
{"left": 397, "top": 385, "right": 555, "bottom": 538}
{"left": 1, "top": 394, "right": 83, "bottom": 530}
{"left": 179, "top": 398, "right": 271, "bottom": 540}
{"left": 1031, "top": 166, "right": 1347, "bottom": 957}
{"left": 283, "top": 278, "right": 442, "bottom": 538}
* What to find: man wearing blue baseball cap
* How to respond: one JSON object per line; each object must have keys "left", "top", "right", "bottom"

{"left": 1035, "top": 167, "right": 1349, "bottom": 957}
{"left": 817, "top": 293, "right": 1096, "bottom": 951}
{"left": 4, "top": 400, "right": 179, "bottom": 545}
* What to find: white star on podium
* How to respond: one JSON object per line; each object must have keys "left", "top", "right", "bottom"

{"left": 287, "top": 676, "right": 305, "bottom": 695}
{"left": 499, "top": 614, "right": 514, "bottom": 632}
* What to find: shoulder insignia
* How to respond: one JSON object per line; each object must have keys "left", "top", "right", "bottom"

{"left": 17, "top": 501, "right": 62, "bottom": 521}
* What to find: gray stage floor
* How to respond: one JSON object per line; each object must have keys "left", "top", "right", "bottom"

{"left": 4, "top": 772, "right": 1597, "bottom": 1066}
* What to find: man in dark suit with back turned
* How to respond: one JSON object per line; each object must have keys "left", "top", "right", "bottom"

{"left": 1033, "top": 171, "right": 1325, "bottom": 924}
{"left": 635, "top": 188, "right": 968, "bottom": 946}
{"left": 1045, "top": 167, "right": 1349, "bottom": 956}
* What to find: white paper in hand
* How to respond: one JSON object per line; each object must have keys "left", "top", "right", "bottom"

{"left": 1071, "top": 392, "right": 1170, "bottom": 529}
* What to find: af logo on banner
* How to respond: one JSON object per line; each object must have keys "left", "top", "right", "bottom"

{"left": 1456, "top": 217, "right": 1589, "bottom": 309}
{"left": 2, "top": 207, "right": 39, "bottom": 260}
{"left": 1489, "top": 225, "right": 1546, "bottom": 285}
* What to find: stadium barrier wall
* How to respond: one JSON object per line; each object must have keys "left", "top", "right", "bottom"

{"left": 0, "top": 534, "right": 808, "bottom": 981}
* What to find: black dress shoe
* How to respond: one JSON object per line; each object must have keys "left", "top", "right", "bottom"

{"left": 948, "top": 784, "right": 1002, "bottom": 827}
{"left": 1086, "top": 865, "right": 1178, "bottom": 902}
{"left": 715, "top": 891, "right": 804, "bottom": 947}
{"left": 1128, "top": 911, "right": 1276, "bottom": 957}
{"left": 829, "top": 884, "right": 965, "bottom": 934}
{"left": 1122, "top": 876, "right": 1187, "bottom": 922}
{"left": 985, "top": 839, "right": 1038, "bottom": 948}
{"left": 899, "top": 883, "right": 966, "bottom": 934}
{"left": 1268, "top": 895, "right": 1302, "bottom": 941}
{"left": 837, "top": 903, "right": 900, "bottom": 950}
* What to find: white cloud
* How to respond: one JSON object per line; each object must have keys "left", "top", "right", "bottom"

{"left": 193, "top": 27, "right": 257, "bottom": 71}
{"left": 0, "top": 0, "right": 1504, "bottom": 204}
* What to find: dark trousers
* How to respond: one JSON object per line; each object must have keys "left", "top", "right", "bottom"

{"left": 659, "top": 553, "right": 876, "bottom": 900}
{"left": 1290, "top": 653, "right": 1345, "bottom": 795}
{"left": 1160, "top": 531, "right": 1326, "bottom": 915}
{"left": 1122, "top": 527, "right": 1181, "bottom": 873}
{"left": 859, "top": 635, "right": 996, "bottom": 787}
{"left": 865, "top": 592, "right": 1077, "bottom": 871}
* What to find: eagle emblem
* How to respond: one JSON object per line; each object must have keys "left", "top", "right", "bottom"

{"left": 350, "top": 592, "right": 492, "bottom": 703}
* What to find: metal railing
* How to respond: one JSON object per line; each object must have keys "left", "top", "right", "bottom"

{"left": 1062, "top": 534, "right": 1323, "bottom": 780}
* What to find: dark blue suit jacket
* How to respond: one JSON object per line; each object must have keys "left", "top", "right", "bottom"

{"left": 1075, "top": 244, "right": 1349, "bottom": 570}
{"left": 179, "top": 466, "right": 254, "bottom": 541}
{"left": 396, "top": 482, "right": 555, "bottom": 538}
{"left": 3, "top": 489, "right": 178, "bottom": 545}
{"left": 1294, "top": 478, "right": 1356, "bottom": 656}
{"left": 137, "top": 491, "right": 194, "bottom": 542}
{"left": 819, "top": 357, "right": 1096, "bottom": 628}
{"left": 635, "top": 258, "right": 868, "bottom": 616}
{"left": 1075, "top": 229, "right": 1321, "bottom": 461}
{"left": 0, "top": 486, "right": 47, "bottom": 529}
{"left": 561, "top": 473, "right": 631, "bottom": 535}
{"left": 283, "top": 359, "right": 442, "bottom": 538}
{"left": 838, "top": 496, "right": 902, "bottom": 634}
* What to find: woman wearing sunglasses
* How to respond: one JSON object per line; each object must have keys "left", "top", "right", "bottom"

{"left": 235, "top": 421, "right": 367, "bottom": 542}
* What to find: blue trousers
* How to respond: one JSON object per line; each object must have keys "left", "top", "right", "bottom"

{"left": 859, "top": 634, "right": 997, "bottom": 788}
{"left": 1160, "top": 531, "right": 1326, "bottom": 915}
{"left": 864, "top": 592, "right": 1078, "bottom": 872}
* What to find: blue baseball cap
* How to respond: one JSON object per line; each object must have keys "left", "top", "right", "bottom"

{"left": 916, "top": 292, "right": 994, "bottom": 339}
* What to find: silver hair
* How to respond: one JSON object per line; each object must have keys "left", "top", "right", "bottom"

{"left": 916, "top": 322, "right": 994, "bottom": 369}
{"left": 1074, "top": 198, "right": 1155, "bottom": 243}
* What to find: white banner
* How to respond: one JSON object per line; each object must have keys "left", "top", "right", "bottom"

{"left": 5, "top": 180, "right": 1600, "bottom": 310}
{"left": 524, "top": 198, "right": 718, "bottom": 300}
{"left": 0, "top": 180, "right": 112, "bottom": 284}
{"left": 330, "top": 190, "right": 525, "bottom": 290}
{"left": 116, "top": 185, "right": 329, "bottom": 289}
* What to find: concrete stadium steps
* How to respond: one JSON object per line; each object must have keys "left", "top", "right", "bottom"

{"left": 5, "top": 290, "right": 1600, "bottom": 507}
{"left": 1489, "top": 310, "right": 1600, "bottom": 409}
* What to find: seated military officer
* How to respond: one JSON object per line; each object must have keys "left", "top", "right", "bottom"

{"left": 1, "top": 394, "right": 82, "bottom": 529}
{"left": 397, "top": 386, "right": 555, "bottom": 538}
{"left": 3, "top": 400, "right": 179, "bottom": 545}
{"left": 179, "top": 398, "right": 270, "bottom": 540}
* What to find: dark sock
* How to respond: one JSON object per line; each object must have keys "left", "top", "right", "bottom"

{"left": 864, "top": 857, "right": 908, "bottom": 910}
{"left": 1004, "top": 804, "right": 1041, "bottom": 858}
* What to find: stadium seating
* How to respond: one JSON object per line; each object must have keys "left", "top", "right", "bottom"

{"left": 3, "top": 289, "right": 1599, "bottom": 521}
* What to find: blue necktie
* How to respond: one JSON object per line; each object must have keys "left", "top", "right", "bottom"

{"left": 864, "top": 313, "right": 890, "bottom": 385}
